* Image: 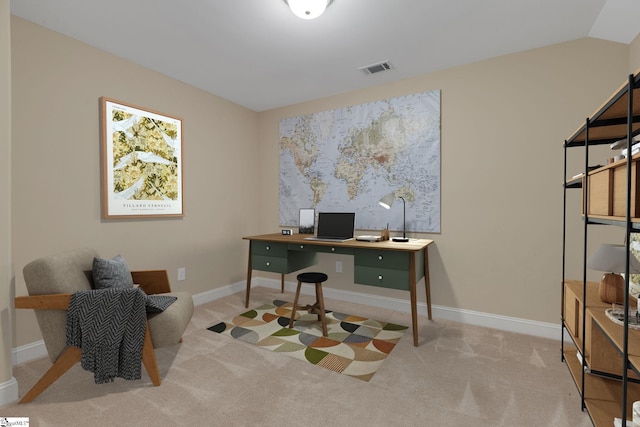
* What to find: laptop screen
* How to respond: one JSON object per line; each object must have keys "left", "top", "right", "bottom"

{"left": 316, "top": 212, "right": 355, "bottom": 239}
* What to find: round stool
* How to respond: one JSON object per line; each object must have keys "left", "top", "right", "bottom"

{"left": 289, "top": 272, "right": 329, "bottom": 336}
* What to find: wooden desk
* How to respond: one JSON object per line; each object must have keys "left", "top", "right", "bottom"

{"left": 243, "top": 233, "right": 434, "bottom": 346}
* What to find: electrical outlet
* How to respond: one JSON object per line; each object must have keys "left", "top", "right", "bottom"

{"left": 336, "top": 261, "right": 342, "bottom": 273}
{"left": 178, "top": 267, "right": 186, "bottom": 281}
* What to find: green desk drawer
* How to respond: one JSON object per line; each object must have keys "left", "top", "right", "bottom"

{"left": 251, "top": 255, "right": 287, "bottom": 273}
{"left": 354, "top": 249, "right": 409, "bottom": 270}
{"left": 289, "top": 243, "right": 353, "bottom": 255}
{"left": 252, "top": 241, "right": 288, "bottom": 257}
{"left": 354, "top": 266, "right": 409, "bottom": 290}
{"left": 251, "top": 251, "right": 317, "bottom": 274}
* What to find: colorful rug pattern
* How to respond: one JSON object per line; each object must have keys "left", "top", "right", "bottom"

{"left": 208, "top": 300, "right": 407, "bottom": 381}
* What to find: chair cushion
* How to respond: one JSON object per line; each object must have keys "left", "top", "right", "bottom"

{"left": 92, "top": 255, "right": 134, "bottom": 290}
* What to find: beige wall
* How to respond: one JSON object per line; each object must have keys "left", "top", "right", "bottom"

{"left": 1, "top": 0, "right": 14, "bottom": 387}
{"left": 8, "top": 14, "right": 636, "bottom": 352}
{"left": 258, "top": 37, "right": 630, "bottom": 324}
{"left": 11, "top": 17, "right": 260, "bottom": 347}
{"left": 630, "top": 32, "right": 640, "bottom": 72}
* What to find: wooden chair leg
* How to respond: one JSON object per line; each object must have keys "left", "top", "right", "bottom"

{"left": 19, "top": 346, "right": 82, "bottom": 404}
{"left": 141, "top": 323, "right": 161, "bottom": 386}
{"left": 21, "top": 325, "right": 160, "bottom": 404}
{"left": 289, "top": 281, "right": 303, "bottom": 329}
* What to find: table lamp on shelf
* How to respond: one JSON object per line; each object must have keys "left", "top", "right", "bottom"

{"left": 587, "top": 243, "right": 640, "bottom": 304}
{"left": 378, "top": 192, "right": 409, "bottom": 242}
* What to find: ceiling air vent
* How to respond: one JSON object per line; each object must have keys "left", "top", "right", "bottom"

{"left": 358, "top": 61, "right": 394, "bottom": 76}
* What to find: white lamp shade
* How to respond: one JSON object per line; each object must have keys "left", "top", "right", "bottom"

{"left": 286, "top": 0, "right": 330, "bottom": 19}
{"left": 378, "top": 192, "right": 395, "bottom": 209}
{"left": 587, "top": 244, "right": 640, "bottom": 273}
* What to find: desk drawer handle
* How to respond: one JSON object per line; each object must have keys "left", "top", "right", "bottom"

{"left": 266, "top": 262, "right": 270, "bottom": 266}
{"left": 378, "top": 255, "right": 383, "bottom": 261}
{"left": 266, "top": 246, "right": 270, "bottom": 250}
{"left": 331, "top": 247, "right": 336, "bottom": 252}
{"left": 300, "top": 245, "right": 304, "bottom": 249}
{"left": 378, "top": 275, "right": 383, "bottom": 280}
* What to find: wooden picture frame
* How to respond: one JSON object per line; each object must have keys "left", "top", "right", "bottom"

{"left": 100, "top": 97, "right": 183, "bottom": 219}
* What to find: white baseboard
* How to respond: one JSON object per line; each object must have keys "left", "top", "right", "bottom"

{"left": 12, "top": 339, "right": 48, "bottom": 367}
{"left": 191, "top": 281, "right": 246, "bottom": 306}
{"left": 252, "top": 277, "right": 563, "bottom": 341}
{"left": 0, "top": 376, "right": 18, "bottom": 407}
{"left": 11, "top": 277, "right": 563, "bottom": 368}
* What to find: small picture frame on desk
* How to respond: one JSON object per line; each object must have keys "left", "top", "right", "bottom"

{"left": 299, "top": 208, "right": 315, "bottom": 234}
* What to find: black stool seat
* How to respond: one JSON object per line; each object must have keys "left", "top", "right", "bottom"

{"left": 297, "top": 272, "right": 328, "bottom": 283}
{"left": 289, "top": 272, "right": 329, "bottom": 336}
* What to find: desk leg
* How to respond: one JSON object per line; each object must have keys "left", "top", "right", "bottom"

{"left": 424, "top": 247, "right": 432, "bottom": 320}
{"left": 245, "top": 242, "right": 252, "bottom": 308}
{"left": 410, "top": 253, "right": 419, "bottom": 346}
{"left": 281, "top": 274, "right": 285, "bottom": 293}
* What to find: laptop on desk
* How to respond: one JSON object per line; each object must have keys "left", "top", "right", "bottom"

{"left": 304, "top": 212, "right": 355, "bottom": 242}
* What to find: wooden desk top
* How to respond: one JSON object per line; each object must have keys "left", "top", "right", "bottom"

{"left": 243, "top": 233, "right": 433, "bottom": 252}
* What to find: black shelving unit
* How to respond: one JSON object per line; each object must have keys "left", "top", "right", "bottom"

{"left": 562, "top": 72, "right": 640, "bottom": 426}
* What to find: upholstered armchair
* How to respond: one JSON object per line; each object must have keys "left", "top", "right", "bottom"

{"left": 15, "top": 248, "right": 194, "bottom": 403}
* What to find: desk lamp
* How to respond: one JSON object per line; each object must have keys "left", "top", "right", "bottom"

{"left": 587, "top": 243, "right": 640, "bottom": 304}
{"left": 378, "top": 192, "right": 409, "bottom": 242}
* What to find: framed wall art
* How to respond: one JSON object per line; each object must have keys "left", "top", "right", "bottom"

{"left": 100, "top": 97, "right": 183, "bottom": 219}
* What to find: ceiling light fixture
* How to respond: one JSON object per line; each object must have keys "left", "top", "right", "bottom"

{"left": 284, "top": 0, "right": 334, "bottom": 20}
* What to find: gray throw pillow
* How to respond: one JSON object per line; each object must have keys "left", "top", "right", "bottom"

{"left": 92, "top": 255, "right": 134, "bottom": 290}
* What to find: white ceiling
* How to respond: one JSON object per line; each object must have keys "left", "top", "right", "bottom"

{"left": 10, "top": 0, "right": 640, "bottom": 112}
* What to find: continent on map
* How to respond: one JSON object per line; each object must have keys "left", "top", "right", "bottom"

{"left": 309, "top": 177, "right": 327, "bottom": 206}
{"left": 335, "top": 107, "right": 406, "bottom": 199}
{"left": 280, "top": 116, "right": 321, "bottom": 177}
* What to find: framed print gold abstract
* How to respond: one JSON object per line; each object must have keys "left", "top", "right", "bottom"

{"left": 100, "top": 97, "right": 183, "bottom": 219}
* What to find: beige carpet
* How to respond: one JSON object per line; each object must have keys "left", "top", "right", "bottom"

{"left": 4, "top": 286, "right": 591, "bottom": 426}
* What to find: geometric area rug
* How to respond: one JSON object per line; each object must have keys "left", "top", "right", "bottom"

{"left": 208, "top": 300, "right": 408, "bottom": 382}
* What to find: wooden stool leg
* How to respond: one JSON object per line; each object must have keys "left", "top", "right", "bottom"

{"left": 314, "top": 282, "right": 322, "bottom": 321}
{"left": 289, "top": 280, "right": 303, "bottom": 329}
{"left": 316, "top": 282, "right": 328, "bottom": 337}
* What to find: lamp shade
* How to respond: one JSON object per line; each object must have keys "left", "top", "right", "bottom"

{"left": 378, "top": 192, "right": 395, "bottom": 209}
{"left": 285, "top": 0, "right": 333, "bottom": 20}
{"left": 587, "top": 244, "right": 640, "bottom": 273}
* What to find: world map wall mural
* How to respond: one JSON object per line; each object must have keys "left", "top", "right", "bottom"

{"left": 279, "top": 90, "right": 441, "bottom": 233}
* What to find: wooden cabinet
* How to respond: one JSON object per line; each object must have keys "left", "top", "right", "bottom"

{"left": 563, "top": 70, "right": 640, "bottom": 426}
{"left": 563, "top": 281, "right": 640, "bottom": 425}
{"left": 564, "top": 281, "right": 639, "bottom": 377}
{"left": 584, "top": 154, "right": 640, "bottom": 220}
{"left": 564, "top": 280, "right": 593, "bottom": 365}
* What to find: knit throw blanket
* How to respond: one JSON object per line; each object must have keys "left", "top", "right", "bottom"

{"left": 66, "top": 288, "right": 176, "bottom": 384}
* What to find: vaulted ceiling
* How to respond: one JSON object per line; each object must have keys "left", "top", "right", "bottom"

{"left": 10, "top": 0, "right": 640, "bottom": 111}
